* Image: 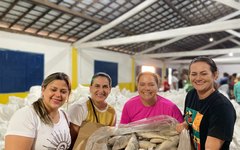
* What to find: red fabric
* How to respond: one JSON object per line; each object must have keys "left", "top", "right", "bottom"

{"left": 163, "top": 81, "right": 170, "bottom": 92}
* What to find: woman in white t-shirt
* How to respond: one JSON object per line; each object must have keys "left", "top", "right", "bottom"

{"left": 5, "top": 72, "right": 71, "bottom": 150}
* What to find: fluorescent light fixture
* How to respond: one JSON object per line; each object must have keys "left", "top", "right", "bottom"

{"left": 168, "top": 68, "right": 172, "bottom": 84}
{"left": 228, "top": 52, "right": 233, "bottom": 56}
{"left": 141, "top": 66, "right": 156, "bottom": 73}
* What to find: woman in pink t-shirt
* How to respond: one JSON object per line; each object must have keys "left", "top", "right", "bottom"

{"left": 120, "top": 72, "right": 183, "bottom": 124}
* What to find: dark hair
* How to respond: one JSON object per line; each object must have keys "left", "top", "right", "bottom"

{"left": 90, "top": 72, "right": 112, "bottom": 87}
{"left": 223, "top": 72, "right": 229, "bottom": 77}
{"left": 189, "top": 56, "right": 218, "bottom": 74}
{"left": 32, "top": 72, "right": 71, "bottom": 125}
{"left": 232, "top": 73, "right": 237, "bottom": 78}
{"left": 136, "top": 72, "right": 160, "bottom": 88}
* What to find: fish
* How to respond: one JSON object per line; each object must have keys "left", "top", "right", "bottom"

{"left": 150, "top": 138, "right": 165, "bottom": 144}
{"left": 160, "top": 130, "right": 179, "bottom": 136}
{"left": 108, "top": 136, "right": 122, "bottom": 146}
{"left": 92, "top": 142, "right": 109, "bottom": 150}
{"left": 139, "top": 140, "right": 156, "bottom": 149}
{"left": 137, "top": 132, "right": 169, "bottom": 140}
{"left": 155, "top": 135, "right": 179, "bottom": 150}
{"left": 125, "top": 133, "right": 139, "bottom": 150}
{"left": 112, "top": 134, "right": 132, "bottom": 150}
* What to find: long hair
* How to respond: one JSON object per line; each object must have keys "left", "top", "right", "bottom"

{"left": 32, "top": 72, "right": 71, "bottom": 125}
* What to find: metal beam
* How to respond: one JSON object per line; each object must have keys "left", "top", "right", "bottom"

{"left": 168, "top": 57, "right": 240, "bottom": 64}
{"left": 137, "top": 36, "right": 184, "bottom": 54}
{"left": 136, "top": 48, "right": 240, "bottom": 58}
{"left": 138, "top": 10, "right": 240, "bottom": 54}
{"left": 214, "top": 0, "right": 240, "bottom": 10}
{"left": 77, "top": 19, "right": 240, "bottom": 48}
{"left": 230, "top": 39, "right": 240, "bottom": 46}
{"left": 73, "top": 0, "right": 157, "bottom": 45}
{"left": 226, "top": 30, "right": 240, "bottom": 38}
{"left": 167, "top": 35, "right": 235, "bottom": 61}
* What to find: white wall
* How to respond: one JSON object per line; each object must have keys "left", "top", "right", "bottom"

{"left": 0, "top": 31, "right": 72, "bottom": 78}
{"left": 134, "top": 57, "right": 164, "bottom": 67}
{"left": 78, "top": 48, "right": 132, "bottom": 84}
{"left": 217, "top": 64, "right": 240, "bottom": 79}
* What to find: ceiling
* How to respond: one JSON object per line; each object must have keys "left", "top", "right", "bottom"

{"left": 0, "top": 0, "right": 240, "bottom": 63}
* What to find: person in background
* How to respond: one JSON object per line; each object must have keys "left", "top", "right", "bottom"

{"left": 178, "top": 73, "right": 188, "bottom": 89}
{"left": 176, "top": 56, "right": 236, "bottom": 150}
{"left": 5, "top": 72, "right": 71, "bottom": 150}
{"left": 120, "top": 72, "right": 183, "bottom": 124}
{"left": 178, "top": 74, "right": 184, "bottom": 89}
{"left": 163, "top": 76, "right": 170, "bottom": 92}
{"left": 217, "top": 72, "right": 230, "bottom": 96}
{"left": 234, "top": 74, "right": 240, "bottom": 104}
{"left": 229, "top": 73, "right": 237, "bottom": 99}
{"left": 172, "top": 70, "right": 179, "bottom": 90}
{"left": 180, "top": 72, "right": 194, "bottom": 92}
{"left": 68, "top": 72, "right": 116, "bottom": 148}
{"left": 219, "top": 72, "right": 229, "bottom": 86}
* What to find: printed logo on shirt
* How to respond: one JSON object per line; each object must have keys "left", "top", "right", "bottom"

{"left": 192, "top": 112, "right": 203, "bottom": 132}
{"left": 185, "top": 107, "right": 203, "bottom": 150}
{"left": 43, "top": 130, "right": 70, "bottom": 150}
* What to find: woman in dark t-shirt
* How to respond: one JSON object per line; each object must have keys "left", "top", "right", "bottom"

{"left": 176, "top": 56, "right": 236, "bottom": 150}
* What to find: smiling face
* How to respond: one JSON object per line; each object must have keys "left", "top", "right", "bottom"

{"left": 137, "top": 73, "right": 159, "bottom": 106}
{"left": 90, "top": 76, "right": 111, "bottom": 104}
{"left": 42, "top": 79, "right": 70, "bottom": 111}
{"left": 189, "top": 61, "right": 218, "bottom": 98}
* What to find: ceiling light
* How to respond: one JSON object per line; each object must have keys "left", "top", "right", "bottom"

{"left": 141, "top": 66, "right": 156, "bottom": 73}
{"left": 209, "top": 37, "right": 214, "bottom": 42}
{"left": 228, "top": 52, "right": 233, "bottom": 56}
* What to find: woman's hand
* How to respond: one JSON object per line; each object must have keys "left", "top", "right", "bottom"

{"left": 176, "top": 121, "right": 188, "bottom": 133}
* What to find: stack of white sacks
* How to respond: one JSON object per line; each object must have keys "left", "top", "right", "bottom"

{"left": 0, "top": 85, "right": 239, "bottom": 149}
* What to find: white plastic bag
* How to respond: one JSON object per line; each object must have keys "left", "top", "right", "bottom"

{"left": 86, "top": 115, "right": 179, "bottom": 150}
{"left": 177, "top": 129, "right": 192, "bottom": 150}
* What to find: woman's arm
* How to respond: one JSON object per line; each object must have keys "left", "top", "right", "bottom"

{"left": 205, "top": 136, "right": 224, "bottom": 150}
{"left": 5, "top": 135, "right": 34, "bottom": 150}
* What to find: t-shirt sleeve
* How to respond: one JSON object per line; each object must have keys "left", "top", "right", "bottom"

{"left": 208, "top": 103, "right": 236, "bottom": 141}
{"left": 120, "top": 102, "right": 131, "bottom": 124}
{"left": 183, "top": 89, "right": 193, "bottom": 118}
{"left": 6, "top": 106, "right": 37, "bottom": 138}
{"left": 171, "top": 104, "right": 184, "bottom": 123}
{"left": 67, "top": 102, "right": 87, "bottom": 126}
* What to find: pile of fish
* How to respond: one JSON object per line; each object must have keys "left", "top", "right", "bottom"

{"left": 85, "top": 115, "right": 181, "bottom": 150}
{"left": 105, "top": 130, "right": 179, "bottom": 150}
